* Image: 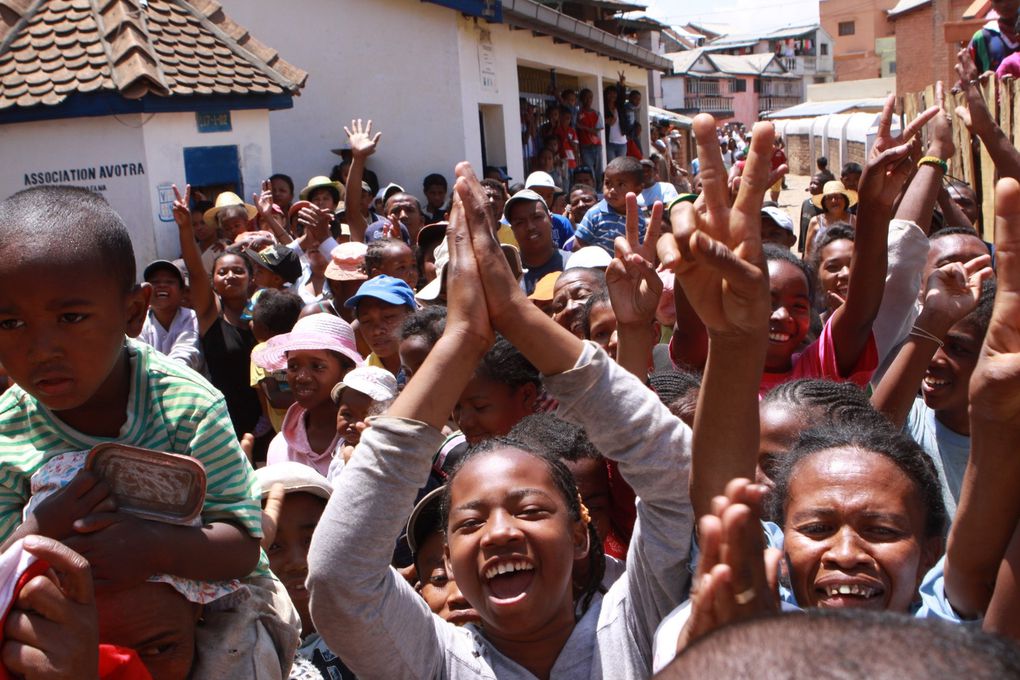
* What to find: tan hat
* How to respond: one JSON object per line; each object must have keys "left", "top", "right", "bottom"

{"left": 330, "top": 366, "right": 399, "bottom": 404}
{"left": 203, "top": 191, "right": 257, "bottom": 229}
{"left": 812, "top": 181, "right": 858, "bottom": 210}
{"left": 528, "top": 271, "right": 561, "bottom": 301}
{"left": 324, "top": 242, "right": 368, "bottom": 282}
{"left": 299, "top": 175, "right": 346, "bottom": 202}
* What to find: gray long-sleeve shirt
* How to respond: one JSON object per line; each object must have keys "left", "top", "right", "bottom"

{"left": 307, "top": 342, "right": 694, "bottom": 679}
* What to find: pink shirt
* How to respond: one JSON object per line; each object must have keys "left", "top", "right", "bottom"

{"left": 757, "top": 317, "right": 878, "bottom": 396}
{"left": 266, "top": 403, "right": 341, "bottom": 477}
{"left": 997, "top": 52, "right": 1020, "bottom": 78}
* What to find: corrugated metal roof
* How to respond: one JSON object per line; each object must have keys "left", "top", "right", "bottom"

{"left": 763, "top": 98, "right": 886, "bottom": 119}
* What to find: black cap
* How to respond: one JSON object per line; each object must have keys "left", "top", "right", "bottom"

{"left": 143, "top": 260, "right": 185, "bottom": 287}
{"left": 244, "top": 244, "right": 302, "bottom": 284}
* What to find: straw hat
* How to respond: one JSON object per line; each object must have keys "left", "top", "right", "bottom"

{"left": 299, "top": 176, "right": 346, "bottom": 202}
{"left": 203, "top": 191, "right": 257, "bottom": 228}
{"left": 811, "top": 181, "right": 858, "bottom": 210}
{"left": 252, "top": 313, "right": 364, "bottom": 371}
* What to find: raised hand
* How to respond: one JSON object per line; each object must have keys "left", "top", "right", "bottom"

{"left": 872, "top": 93, "right": 938, "bottom": 159}
{"left": 1, "top": 537, "right": 99, "bottom": 680}
{"left": 917, "top": 255, "right": 993, "bottom": 337}
{"left": 260, "top": 483, "right": 285, "bottom": 551}
{"left": 607, "top": 195, "right": 663, "bottom": 325}
{"left": 254, "top": 179, "right": 275, "bottom": 217}
{"left": 928, "top": 81, "right": 955, "bottom": 160}
{"left": 676, "top": 479, "right": 780, "bottom": 653}
{"left": 446, "top": 169, "right": 495, "bottom": 350}
{"left": 453, "top": 161, "right": 529, "bottom": 332}
{"left": 857, "top": 139, "right": 919, "bottom": 209}
{"left": 956, "top": 46, "right": 982, "bottom": 86}
{"left": 171, "top": 183, "right": 192, "bottom": 232}
{"left": 657, "top": 115, "right": 772, "bottom": 340}
{"left": 345, "top": 119, "right": 382, "bottom": 159}
{"left": 970, "top": 178, "right": 1020, "bottom": 421}
{"left": 297, "top": 204, "right": 332, "bottom": 243}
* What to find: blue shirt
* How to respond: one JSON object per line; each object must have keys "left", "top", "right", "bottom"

{"left": 550, "top": 213, "right": 575, "bottom": 250}
{"left": 574, "top": 199, "right": 645, "bottom": 255}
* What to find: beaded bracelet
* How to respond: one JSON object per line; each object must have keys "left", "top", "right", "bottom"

{"left": 909, "top": 324, "right": 944, "bottom": 349}
{"left": 918, "top": 156, "right": 948, "bottom": 173}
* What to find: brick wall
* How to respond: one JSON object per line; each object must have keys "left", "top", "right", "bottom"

{"left": 786, "top": 134, "right": 813, "bottom": 175}
{"left": 847, "top": 141, "right": 867, "bottom": 166}
{"left": 827, "top": 138, "right": 841, "bottom": 166}
{"left": 835, "top": 54, "right": 883, "bottom": 81}
{"left": 895, "top": 0, "right": 975, "bottom": 97}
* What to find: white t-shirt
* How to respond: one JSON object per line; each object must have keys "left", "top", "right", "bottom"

{"left": 904, "top": 397, "right": 970, "bottom": 521}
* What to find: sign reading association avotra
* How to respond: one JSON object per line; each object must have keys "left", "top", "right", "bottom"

{"left": 22, "top": 162, "right": 146, "bottom": 194}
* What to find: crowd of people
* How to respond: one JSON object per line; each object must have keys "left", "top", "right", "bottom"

{"left": 1, "top": 40, "right": 1020, "bottom": 680}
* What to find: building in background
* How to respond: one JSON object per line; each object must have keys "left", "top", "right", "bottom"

{"left": 702, "top": 24, "right": 836, "bottom": 91}
{"left": 889, "top": 0, "right": 989, "bottom": 96}
{"left": 820, "top": 0, "right": 899, "bottom": 81}
{"left": 661, "top": 49, "right": 803, "bottom": 126}
{"left": 218, "top": 0, "right": 670, "bottom": 202}
{"left": 0, "top": 0, "right": 305, "bottom": 269}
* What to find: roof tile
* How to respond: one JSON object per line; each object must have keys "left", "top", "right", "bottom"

{"left": 0, "top": 0, "right": 306, "bottom": 110}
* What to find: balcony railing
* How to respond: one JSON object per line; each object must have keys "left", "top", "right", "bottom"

{"left": 680, "top": 95, "right": 735, "bottom": 115}
{"left": 758, "top": 95, "right": 802, "bottom": 113}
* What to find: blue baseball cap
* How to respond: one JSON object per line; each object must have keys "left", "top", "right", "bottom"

{"left": 344, "top": 274, "right": 417, "bottom": 310}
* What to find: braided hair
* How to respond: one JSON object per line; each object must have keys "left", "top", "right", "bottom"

{"left": 440, "top": 434, "right": 607, "bottom": 616}
{"left": 768, "top": 419, "right": 947, "bottom": 540}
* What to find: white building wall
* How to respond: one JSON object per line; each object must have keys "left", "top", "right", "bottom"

{"left": 220, "top": 0, "right": 467, "bottom": 202}
{"left": 661, "top": 76, "right": 687, "bottom": 111}
{"left": 221, "top": 0, "right": 652, "bottom": 198}
{"left": 141, "top": 109, "right": 272, "bottom": 262}
{"left": 0, "top": 115, "right": 153, "bottom": 268}
{"left": 0, "top": 109, "right": 272, "bottom": 270}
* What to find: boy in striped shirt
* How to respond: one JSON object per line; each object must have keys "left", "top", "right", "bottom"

{"left": 573, "top": 156, "right": 646, "bottom": 254}
{"left": 0, "top": 186, "right": 297, "bottom": 675}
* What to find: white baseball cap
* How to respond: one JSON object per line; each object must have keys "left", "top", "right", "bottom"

{"left": 525, "top": 171, "right": 560, "bottom": 191}
{"left": 330, "top": 366, "right": 399, "bottom": 404}
{"left": 503, "top": 189, "right": 549, "bottom": 222}
{"left": 416, "top": 237, "right": 449, "bottom": 302}
{"left": 761, "top": 206, "right": 794, "bottom": 234}
{"left": 255, "top": 462, "right": 332, "bottom": 500}
{"left": 565, "top": 246, "right": 613, "bottom": 270}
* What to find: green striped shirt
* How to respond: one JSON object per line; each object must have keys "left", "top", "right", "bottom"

{"left": 0, "top": 340, "right": 267, "bottom": 573}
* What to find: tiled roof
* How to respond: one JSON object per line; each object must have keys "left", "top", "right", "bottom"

{"left": 0, "top": 0, "right": 306, "bottom": 111}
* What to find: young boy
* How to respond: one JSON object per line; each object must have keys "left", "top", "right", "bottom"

{"left": 0, "top": 186, "right": 298, "bottom": 674}
{"left": 138, "top": 259, "right": 203, "bottom": 372}
{"left": 421, "top": 173, "right": 448, "bottom": 224}
{"left": 364, "top": 237, "right": 419, "bottom": 290}
{"left": 573, "top": 156, "right": 646, "bottom": 254}
{"left": 256, "top": 463, "right": 357, "bottom": 679}
{"left": 344, "top": 275, "right": 417, "bottom": 382}
{"left": 245, "top": 242, "right": 303, "bottom": 291}
{"left": 250, "top": 289, "right": 304, "bottom": 444}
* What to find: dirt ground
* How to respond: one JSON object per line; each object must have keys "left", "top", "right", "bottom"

{"left": 776, "top": 173, "right": 812, "bottom": 251}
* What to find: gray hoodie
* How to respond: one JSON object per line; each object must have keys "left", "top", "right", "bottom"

{"left": 307, "top": 342, "right": 694, "bottom": 679}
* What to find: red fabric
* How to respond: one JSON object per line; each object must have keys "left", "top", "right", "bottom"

{"left": 604, "top": 460, "right": 635, "bottom": 560}
{"left": 0, "top": 556, "right": 151, "bottom": 680}
{"left": 98, "top": 645, "right": 153, "bottom": 680}
{"left": 626, "top": 139, "right": 643, "bottom": 160}
{"left": 771, "top": 149, "right": 787, "bottom": 170}
{"left": 577, "top": 109, "right": 602, "bottom": 147}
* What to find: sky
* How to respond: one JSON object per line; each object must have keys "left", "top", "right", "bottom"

{"left": 640, "top": 0, "right": 820, "bottom": 34}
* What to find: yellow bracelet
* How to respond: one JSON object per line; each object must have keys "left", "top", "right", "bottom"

{"left": 918, "top": 156, "right": 948, "bottom": 173}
